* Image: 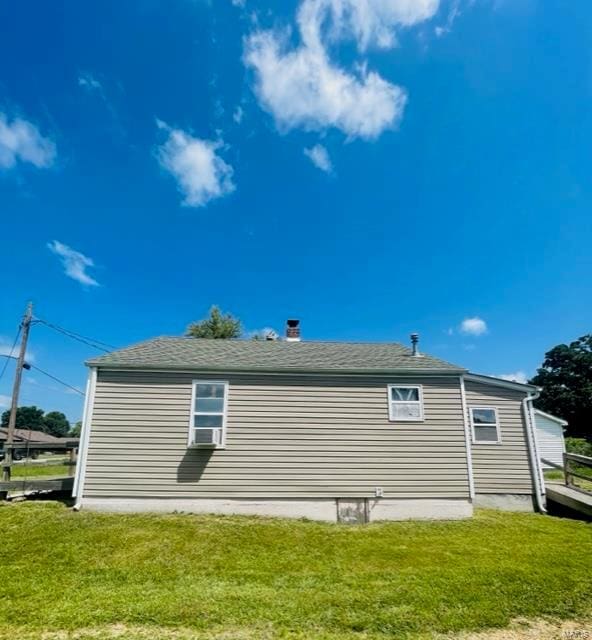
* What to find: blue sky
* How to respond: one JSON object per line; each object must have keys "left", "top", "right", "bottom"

{"left": 1, "top": 0, "right": 591, "bottom": 422}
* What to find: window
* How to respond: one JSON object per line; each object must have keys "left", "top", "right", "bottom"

{"left": 189, "top": 381, "right": 228, "bottom": 448}
{"left": 388, "top": 385, "right": 424, "bottom": 421}
{"left": 470, "top": 407, "right": 500, "bottom": 443}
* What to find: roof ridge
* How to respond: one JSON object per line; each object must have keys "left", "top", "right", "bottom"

{"left": 150, "top": 336, "right": 411, "bottom": 347}
{"left": 86, "top": 334, "right": 464, "bottom": 372}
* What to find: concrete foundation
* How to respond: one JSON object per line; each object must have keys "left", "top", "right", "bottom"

{"left": 474, "top": 493, "right": 536, "bottom": 512}
{"left": 81, "top": 497, "right": 337, "bottom": 521}
{"left": 369, "top": 498, "right": 473, "bottom": 521}
{"left": 81, "top": 497, "right": 473, "bottom": 522}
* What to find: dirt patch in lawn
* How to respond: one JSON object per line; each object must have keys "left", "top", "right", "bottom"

{"left": 0, "top": 626, "right": 277, "bottom": 640}
{"left": 0, "top": 619, "right": 590, "bottom": 640}
{"left": 440, "top": 617, "right": 592, "bottom": 639}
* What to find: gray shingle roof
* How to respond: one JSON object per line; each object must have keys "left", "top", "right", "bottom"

{"left": 87, "top": 337, "right": 465, "bottom": 374}
{"left": 0, "top": 428, "right": 61, "bottom": 443}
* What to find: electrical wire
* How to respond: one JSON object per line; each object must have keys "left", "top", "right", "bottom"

{"left": 33, "top": 318, "right": 116, "bottom": 352}
{"left": 0, "top": 325, "right": 22, "bottom": 383}
{"left": 28, "top": 364, "right": 85, "bottom": 396}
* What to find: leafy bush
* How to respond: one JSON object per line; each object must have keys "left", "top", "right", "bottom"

{"left": 565, "top": 437, "right": 592, "bottom": 458}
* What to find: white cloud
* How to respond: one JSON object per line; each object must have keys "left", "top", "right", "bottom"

{"left": 47, "top": 240, "right": 100, "bottom": 287}
{"left": 244, "top": 0, "right": 428, "bottom": 140}
{"left": 459, "top": 317, "right": 488, "bottom": 336}
{"left": 232, "top": 0, "right": 246, "bottom": 7}
{"left": 233, "top": 106, "right": 244, "bottom": 124}
{"left": 309, "top": 0, "right": 440, "bottom": 51}
{"left": 156, "top": 122, "right": 235, "bottom": 208}
{"left": 0, "top": 113, "right": 56, "bottom": 170}
{"left": 434, "top": 0, "right": 461, "bottom": 37}
{"left": 304, "top": 144, "right": 333, "bottom": 172}
{"left": 497, "top": 371, "right": 528, "bottom": 384}
{"left": 0, "top": 394, "right": 11, "bottom": 408}
{"left": 78, "top": 73, "right": 103, "bottom": 92}
{"left": 0, "top": 338, "right": 35, "bottom": 363}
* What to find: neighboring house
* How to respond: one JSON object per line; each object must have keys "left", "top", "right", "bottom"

{"left": 0, "top": 428, "right": 61, "bottom": 460}
{"left": 0, "top": 428, "right": 62, "bottom": 444}
{"left": 73, "top": 321, "right": 546, "bottom": 522}
{"left": 533, "top": 409, "right": 567, "bottom": 470}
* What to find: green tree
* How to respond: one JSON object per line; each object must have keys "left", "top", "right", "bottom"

{"left": 530, "top": 334, "right": 592, "bottom": 440}
{"left": 69, "top": 421, "right": 82, "bottom": 437}
{"left": 43, "top": 411, "right": 70, "bottom": 438}
{"left": 0, "top": 406, "right": 45, "bottom": 431}
{"left": 187, "top": 306, "right": 242, "bottom": 339}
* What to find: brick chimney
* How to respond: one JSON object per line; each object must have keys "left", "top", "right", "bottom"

{"left": 286, "top": 319, "right": 301, "bottom": 342}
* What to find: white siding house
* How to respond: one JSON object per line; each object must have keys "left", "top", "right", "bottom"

{"left": 534, "top": 409, "right": 567, "bottom": 469}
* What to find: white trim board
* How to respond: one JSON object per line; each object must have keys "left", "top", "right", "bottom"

{"left": 533, "top": 408, "right": 568, "bottom": 426}
{"left": 459, "top": 376, "right": 475, "bottom": 500}
{"left": 72, "top": 367, "right": 97, "bottom": 500}
{"left": 464, "top": 373, "right": 539, "bottom": 393}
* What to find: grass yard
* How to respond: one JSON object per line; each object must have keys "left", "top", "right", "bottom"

{"left": 0, "top": 503, "right": 590, "bottom": 640}
{"left": 10, "top": 464, "right": 71, "bottom": 478}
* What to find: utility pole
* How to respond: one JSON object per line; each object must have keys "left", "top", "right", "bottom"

{"left": 2, "top": 302, "right": 33, "bottom": 484}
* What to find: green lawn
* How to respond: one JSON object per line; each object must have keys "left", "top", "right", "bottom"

{"left": 0, "top": 503, "right": 590, "bottom": 640}
{"left": 10, "top": 464, "right": 71, "bottom": 478}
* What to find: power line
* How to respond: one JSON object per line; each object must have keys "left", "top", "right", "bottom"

{"left": 29, "top": 364, "right": 85, "bottom": 396}
{"left": 34, "top": 317, "right": 116, "bottom": 352}
{"left": 0, "top": 325, "right": 22, "bottom": 383}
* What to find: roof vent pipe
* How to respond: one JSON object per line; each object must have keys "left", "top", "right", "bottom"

{"left": 286, "top": 319, "right": 301, "bottom": 342}
{"left": 410, "top": 333, "right": 420, "bottom": 357}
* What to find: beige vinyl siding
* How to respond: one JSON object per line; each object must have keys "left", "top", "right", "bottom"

{"left": 83, "top": 371, "right": 470, "bottom": 499}
{"left": 466, "top": 381, "right": 535, "bottom": 494}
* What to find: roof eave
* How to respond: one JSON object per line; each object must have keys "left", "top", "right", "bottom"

{"left": 464, "top": 372, "right": 540, "bottom": 393}
{"left": 533, "top": 408, "right": 568, "bottom": 425}
{"left": 85, "top": 361, "right": 466, "bottom": 376}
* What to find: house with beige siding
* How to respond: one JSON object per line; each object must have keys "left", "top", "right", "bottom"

{"left": 73, "top": 321, "right": 546, "bottom": 522}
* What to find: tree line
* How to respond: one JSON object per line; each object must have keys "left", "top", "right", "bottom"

{"left": 0, "top": 406, "right": 80, "bottom": 438}
{"left": 529, "top": 334, "right": 592, "bottom": 442}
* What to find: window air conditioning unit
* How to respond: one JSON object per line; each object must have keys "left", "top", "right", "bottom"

{"left": 193, "top": 428, "right": 221, "bottom": 448}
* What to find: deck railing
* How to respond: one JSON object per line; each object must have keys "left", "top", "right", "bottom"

{"left": 541, "top": 452, "right": 592, "bottom": 496}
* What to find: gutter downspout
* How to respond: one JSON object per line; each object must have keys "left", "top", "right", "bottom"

{"left": 459, "top": 375, "right": 475, "bottom": 502}
{"left": 522, "top": 388, "right": 546, "bottom": 514}
{"left": 73, "top": 367, "right": 97, "bottom": 511}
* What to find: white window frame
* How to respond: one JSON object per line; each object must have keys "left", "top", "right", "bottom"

{"left": 469, "top": 406, "right": 501, "bottom": 444}
{"left": 387, "top": 384, "right": 424, "bottom": 422}
{"left": 188, "top": 379, "right": 229, "bottom": 449}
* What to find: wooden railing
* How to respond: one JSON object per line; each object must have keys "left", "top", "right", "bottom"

{"left": 0, "top": 441, "right": 78, "bottom": 498}
{"left": 541, "top": 452, "right": 592, "bottom": 496}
